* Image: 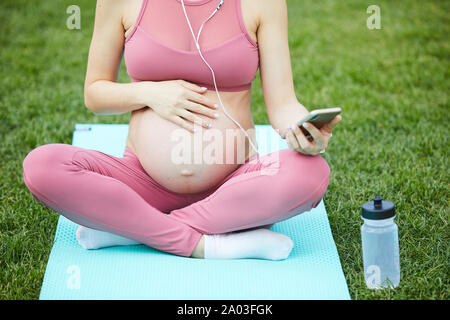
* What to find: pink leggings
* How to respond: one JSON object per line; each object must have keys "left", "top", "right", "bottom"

{"left": 22, "top": 143, "right": 330, "bottom": 257}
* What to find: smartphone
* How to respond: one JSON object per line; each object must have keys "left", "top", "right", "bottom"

{"left": 298, "top": 108, "right": 341, "bottom": 128}
{"left": 281, "top": 107, "right": 341, "bottom": 139}
{"left": 297, "top": 107, "right": 341, "bottom": 138}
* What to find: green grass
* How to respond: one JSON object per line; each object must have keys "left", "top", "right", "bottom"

{"left": 0, "top": 0, "right": 448, "bottom": 300}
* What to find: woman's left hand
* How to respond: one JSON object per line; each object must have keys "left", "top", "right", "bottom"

{"left": 285, "top": 115, "right": 342, "bottom": 156}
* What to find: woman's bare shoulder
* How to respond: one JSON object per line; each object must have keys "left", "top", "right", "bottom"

{"left": 244, "top": 0, "right": 286, "bottom": 31}
{"left": 93, "top": 0, "right": 143, "bottom": 36}
{"left": 94, "top": 0, "right": 127, "bottom": 14}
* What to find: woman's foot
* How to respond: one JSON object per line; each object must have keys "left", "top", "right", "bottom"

{"left": 198, "top": 228, "right": 294, "bottom": 260}
{"left": 76, "top": 225, "right": 294, "bottom": 260}
{"left": 76, "top": 226, "right": 141, "bottom": 249}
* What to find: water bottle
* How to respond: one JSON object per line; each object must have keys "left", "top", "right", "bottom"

{"left": 361, "top": 196, "right": 400, "bottom": 289}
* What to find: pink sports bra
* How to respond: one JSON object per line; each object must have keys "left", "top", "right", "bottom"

{"left": 124, "top": 0, "right": 259, "bottom": 92}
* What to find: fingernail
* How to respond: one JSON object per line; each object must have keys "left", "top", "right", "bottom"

{"left": 201, "top": 87, "right": 207, "bottom": 91}
{"left": 206, "top": 123, "right": 212, "bottom": 129}
{"left": 214, "top": 113, "right": 220, "bottom": 118}
{"left": 303, "top": 123, "right": 309, "bottom": 128}
{"left": 213, "top": 104, "right": 219, "bottom": 108}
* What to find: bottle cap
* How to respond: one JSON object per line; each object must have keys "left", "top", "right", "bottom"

{"left": 361, "top": 196, "right": 395, "bottom": 220}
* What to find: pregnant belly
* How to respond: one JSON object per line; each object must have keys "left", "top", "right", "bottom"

{"left": 127, "top": 107, "right": 255, "bottom": 194}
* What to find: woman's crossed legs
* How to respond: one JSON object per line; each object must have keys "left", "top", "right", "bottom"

{"left": 22, "top": 143, "right": 330, "bottom": 259}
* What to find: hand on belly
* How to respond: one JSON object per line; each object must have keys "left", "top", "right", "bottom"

{"left": 129, "top": 108, "right": 253, "bottom": 194}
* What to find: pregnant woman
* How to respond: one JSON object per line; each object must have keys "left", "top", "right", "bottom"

{"left": 22, "top": 0, "right": 341, "bottom": 260}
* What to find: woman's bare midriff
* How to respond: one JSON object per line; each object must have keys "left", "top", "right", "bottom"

{"left": 125, "top": 89, "right": 258, "bottom": 194}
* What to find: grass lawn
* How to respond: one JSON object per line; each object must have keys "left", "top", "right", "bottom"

{"left": 0, "top": 0, "right": 448, "bottom": 300}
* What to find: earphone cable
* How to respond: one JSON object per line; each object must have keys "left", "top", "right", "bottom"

{"left": 180, "top": 0, "right": 260, "bottom": 159}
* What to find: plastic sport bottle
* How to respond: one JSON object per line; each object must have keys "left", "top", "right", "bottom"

{"left": 361, "top": 196, "right": 400, "bottom": 289}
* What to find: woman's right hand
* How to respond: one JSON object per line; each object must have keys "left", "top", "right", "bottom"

{"left": 138, "top": 79, "right": 220, "bottom": 133}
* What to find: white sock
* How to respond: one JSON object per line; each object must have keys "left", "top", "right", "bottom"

{"left": 203, "top": 228, "right": 294, "bottom": 260}
{"left": 76, "top": 225, "right": 141, "bottom": 250}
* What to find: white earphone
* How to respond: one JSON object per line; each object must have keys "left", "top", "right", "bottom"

{"left": 180, "top": 0, "right": 260, "bottom": 158}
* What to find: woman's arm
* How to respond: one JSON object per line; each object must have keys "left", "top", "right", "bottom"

{"left": 257, "top": 0, "right": 341, "bottom": 155}
{"left": 84, "top": 0, "right": 149, "bottom": 114}
{"left": 83, "top": 0, "right": 219, "bottom": 130}
{"left": 256, "top": 0, "right": 309, "bottom": 137}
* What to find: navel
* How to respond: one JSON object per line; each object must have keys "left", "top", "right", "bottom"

{"left": 180, "top": 169, "right": 194, "bottom": 177}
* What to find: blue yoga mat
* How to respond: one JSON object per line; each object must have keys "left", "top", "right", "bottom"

{"left": 39, "top": 124, "right": 350, "bottom": 300}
